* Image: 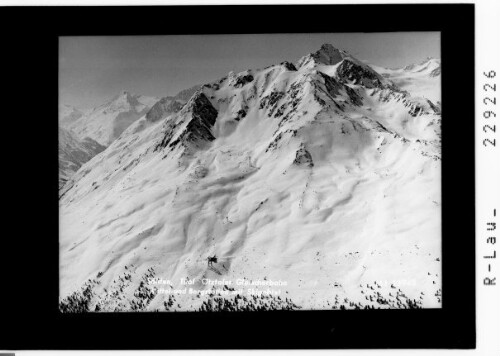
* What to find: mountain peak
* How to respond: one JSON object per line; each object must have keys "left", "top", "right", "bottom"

{"left": 110, "top": 90, "right": 141, "bottom": 108}
{"left": 118, "top": 90, "right": 135, "bottom": 100}
{"left": 297, "top": 43, "right": 349, "bottom": 68}
{"left": 319, "top": 43, "right": 339, "bottom": 52}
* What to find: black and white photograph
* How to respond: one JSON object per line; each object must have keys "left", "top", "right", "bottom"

{"left": 1, "top": 2, "right": 484, "bottom": 352}
{"left": 59, "top": 33, "right": 443, "bottom": 312}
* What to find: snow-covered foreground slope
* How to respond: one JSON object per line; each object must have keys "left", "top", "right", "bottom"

{"left": 58, "top": 127, "right": 106, "bottom": 188}
{"left": 59, "top": 44, "right": 442, "bottom": 312}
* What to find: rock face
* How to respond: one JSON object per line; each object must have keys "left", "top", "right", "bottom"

{"left": 280, "top": 61, "right": 297, "bottom": 71}
{"left": 59, "top": 44, "right": 442, "bottom": 312}
{"left": 297, "top": 43, "right": 347, "bottom": 67}
{"left": 430, "top": 66, "right": 441, "bottom": 77}
{"left": 155, "top": 91, "right": 218, "bottom": 151}
{"left": 293, "top": 144, "right": 314, "bottom": 167}
{"left": 336, "top": 59, "right": 389, "bottom": 89}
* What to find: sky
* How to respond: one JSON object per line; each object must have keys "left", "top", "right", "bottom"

{"left": 59, "top": 33, "right": 440, "bottom": 109}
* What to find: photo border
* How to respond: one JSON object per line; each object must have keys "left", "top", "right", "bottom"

{"left": 0, "top": 3, "right": 475, "bottom": 350}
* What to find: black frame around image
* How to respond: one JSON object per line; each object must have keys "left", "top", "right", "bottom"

{"left": 0, "top": 4, "right": 475, "bottom": 350}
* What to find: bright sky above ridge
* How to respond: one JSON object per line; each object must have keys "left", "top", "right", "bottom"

{"left": 60, "top": 33, "right": 440, "bottom": 109}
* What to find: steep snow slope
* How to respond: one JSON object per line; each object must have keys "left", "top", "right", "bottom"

{"left": 59, "top": 44, "right": 442, "bottom": 311}
{"left": 59, "top": 127, "right": 106, "bottom": 188}
{"left": 67, "top": 91, "right": 159, "bottom": 146}
{"left": 369, "top": 58, "right": 441, "bottom": 103}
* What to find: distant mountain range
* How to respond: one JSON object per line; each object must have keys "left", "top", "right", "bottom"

{"left": 61, "top": 91, "right": 159, "bottom": 146}
{"left": 369, "top": 57, "right": 441, "bottom": 103}
{"left": 58, "top": 85, "right": 202, "bottom": 188}
{"left": 59, "top": 127, "right": 106, "bottom": 188}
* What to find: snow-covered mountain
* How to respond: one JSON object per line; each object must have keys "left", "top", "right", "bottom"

{"left": 170, "top": 84, "right": 203, "bottom": 102}
{"left": 59, "top": 127, "right": 106, "bottom": 188}
{"left": 59, "top": 104, "right": 84, "bottom": 127}
{"left": 403, "top": 57, "right": 441, "bottom": 76}
{"left": 66, "top": 91, "right": 159, "bottom": 146}
{"left": 370, "top": 57, "right": 441, "bottom": 103}
{"left": 59, "top": 44, "right": 442, "bottom": 312}
{"left": 58, "top": 87, "right": 201, "bottom": 187}
{"left": 143, "top": 85, "right": 201, "bottom": 123}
